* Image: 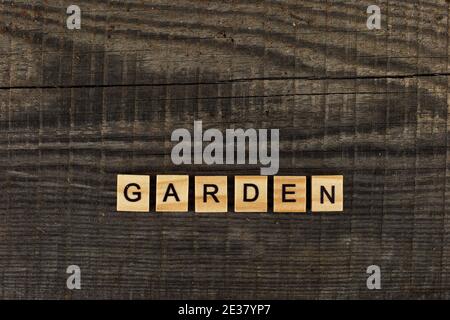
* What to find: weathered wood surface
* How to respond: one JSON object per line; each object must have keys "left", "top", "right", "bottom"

{"left": 0, "top": 0, "right": 449, "bottom": 299}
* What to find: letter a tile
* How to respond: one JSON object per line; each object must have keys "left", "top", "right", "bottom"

{"left": 156, "top": 175, "right": 189, "bottom": 212}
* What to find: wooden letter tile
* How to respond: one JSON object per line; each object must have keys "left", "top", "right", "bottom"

{"left": 156, "top": 175, "right": 189, "bottom": 212}
{"left": 117, "top": 174, "right": 150, "bottom": 212}
{"left": 273, "top": 176, "right": 306, "bottom": 213}
{"left": 234, "top": 176, "right": 268, "bottom": 213}
{"left": 311, "top": 175, "right": 344, "bottom": 212}
{"left": 195, "top": 176, "right": 228, "bottom": 213}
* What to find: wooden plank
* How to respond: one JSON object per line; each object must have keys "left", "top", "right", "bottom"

{"left": 0, "top": 0, "right": 449, "bottom": 299}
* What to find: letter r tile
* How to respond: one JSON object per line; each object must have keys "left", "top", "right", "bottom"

{"left": 117, "top": 174, "right": 150, "bottom": 212}
{"left": 195, "top": 176, "right": 228, "bottom": 213}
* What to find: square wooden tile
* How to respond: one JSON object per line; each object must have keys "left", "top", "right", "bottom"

{"left": 156, "top": 175, "right": 189, "bottom": 212}
{"left": 117, "top": 174, "right": 150, "bottom": 212}
{"left": 234, "top": 176, "right": 268, "bottom": 213}
{"left": 195, "top": 176, "right": 228, "bottom": 213}
{"left": 273, "top": 176, "right": 307, "bottom": 213}
{"left": 311, "top": 175, "right": 344, "bottom": 212}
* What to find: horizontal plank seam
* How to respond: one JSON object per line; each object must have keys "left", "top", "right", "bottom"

{"left": 1, "top": 72, "right": 449, "bottom": 90}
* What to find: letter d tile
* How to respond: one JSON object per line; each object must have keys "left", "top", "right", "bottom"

{"left": 234, "top": 176, "right": 268, "bottom": 213}
{"left": 117, "top": 174, "right": 150, "bottom": 212}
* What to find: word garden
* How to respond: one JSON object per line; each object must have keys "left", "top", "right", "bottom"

{"left": 117, "top": 175, "right": 344, "bottom": 213}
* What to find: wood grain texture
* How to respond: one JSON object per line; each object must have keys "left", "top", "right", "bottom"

{"left": 0, "top": 0, "right": 449, "bottom": 299}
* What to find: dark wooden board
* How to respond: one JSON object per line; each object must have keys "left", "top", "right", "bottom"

{"left": 0, "top": 0, "right": 449, "bottom": 299}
